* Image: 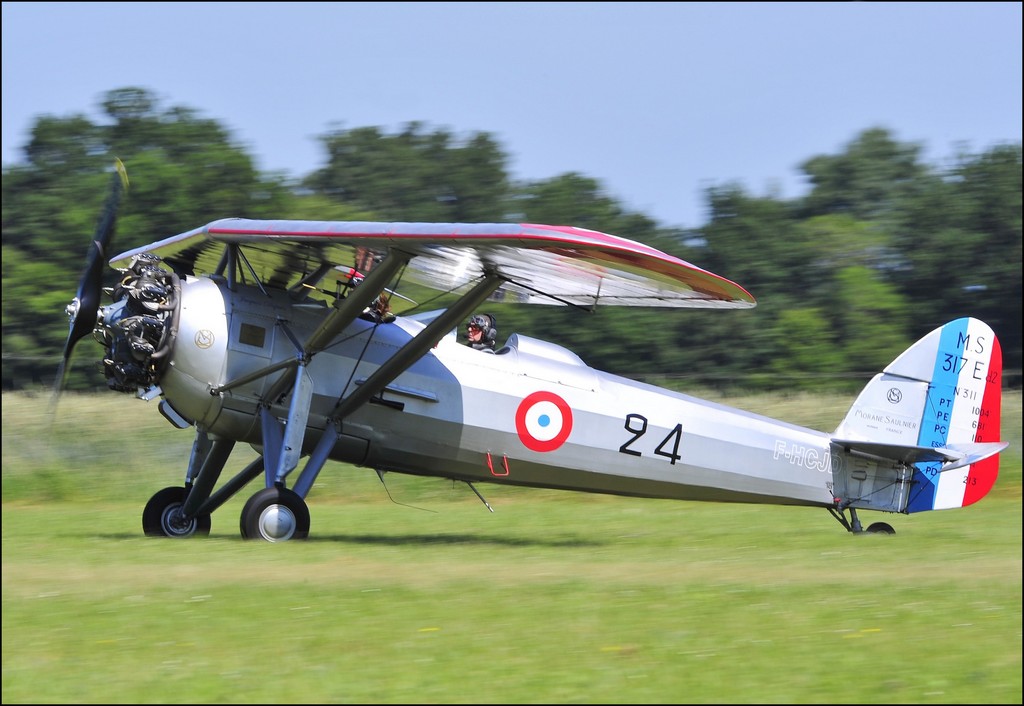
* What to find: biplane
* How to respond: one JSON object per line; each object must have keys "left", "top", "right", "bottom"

{"left": 54, "top": 162, "right": 1007, "bottom": 541}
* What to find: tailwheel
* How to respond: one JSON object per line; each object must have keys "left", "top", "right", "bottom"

{"left": 240, "top": 487, "right": 310, "bottom": 542}
{"left": 865, "top": 522, "right": 896, "bottom": 535}
{"left": 142, "top": 486, "right": 211, "bottom": 538}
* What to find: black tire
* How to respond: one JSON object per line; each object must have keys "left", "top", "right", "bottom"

{"left": 865, "top": 521, "right": 896, "bottom": 535}
{"left": 142, "top": 486, "right": 212, "bottom": 538}
{"left": 239, "top": 487, "right": 310, "bottom": 542}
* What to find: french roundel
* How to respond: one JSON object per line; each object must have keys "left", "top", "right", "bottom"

{"left": 515, "top": 391, "right": 573, "bottom": 452}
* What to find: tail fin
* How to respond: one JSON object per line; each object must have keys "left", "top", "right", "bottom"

{"left": 833, "top": 317, "right": 1004, "bottom": 512}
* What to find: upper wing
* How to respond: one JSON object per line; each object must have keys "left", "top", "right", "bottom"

{"left": 109, "top": 219, "right": 756, "bottom": 309}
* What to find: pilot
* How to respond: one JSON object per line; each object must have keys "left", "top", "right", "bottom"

{"left": 360, "top": 293, "right": 396, "bottom": 324}
{"left": 465, "top": 313, "right": 497, "bottom": 351}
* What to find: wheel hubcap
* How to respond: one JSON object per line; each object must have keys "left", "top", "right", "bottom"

{"left": 161, "top": 504, "right": 196, "bottom": 537}
{"left": 258, "top": 504, "right": 296, "bottom": 542}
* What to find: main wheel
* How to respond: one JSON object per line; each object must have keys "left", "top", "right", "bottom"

{"left": 142, "top": 486, "right": 212, "bottom": 538}
{"left": 240, "top": 487, "right": 310, "bottom": 542}
{"left": 865, "top": 521, "right": 896, "bottom": 535}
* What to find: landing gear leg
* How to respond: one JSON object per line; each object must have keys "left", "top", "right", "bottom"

{"left": 848, "top": 507, "right": 864, "bottom": 533}
{"left": 827, "top": 505, "right": 895, "bottom": 535}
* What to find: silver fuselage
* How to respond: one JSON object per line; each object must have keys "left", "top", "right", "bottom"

{"left": 143, "top": 276, "right": 853, "bottom": 508}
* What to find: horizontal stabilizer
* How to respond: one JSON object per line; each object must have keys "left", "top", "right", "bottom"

{"left": 941, "top": 441, "right": 1010, "bottom": 472}
{"left": 832, "top": 439, "right": 1008, "bottom": 473}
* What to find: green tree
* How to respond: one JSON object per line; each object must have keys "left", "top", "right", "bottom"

{"left": 698, "top": 185, "right": 801, "bottom": 298}
{"left": 305, "top": 122, "right": 509, "bottom": 222}
{"left": 830, "top": 265, "right": 911, "bottom": 373}
{"left": 887, "top": 143, "right": 1022, "bottom": 377}
{"left": 767, "top": 307, "right": 845, "bottom": 387}
{"left": 799, "top": 127, "right": 927, "bottom": 221}
{"left": 2, "top": 88, "right": 297, "bottom": 389}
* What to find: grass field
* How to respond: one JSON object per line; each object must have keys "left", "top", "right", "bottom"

{"left": 3, "top": 391, "right": 1021, "bottom": 704}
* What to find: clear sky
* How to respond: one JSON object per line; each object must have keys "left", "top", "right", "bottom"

{"left": 2, "top": 2, "right": 1021, "bottom": 229}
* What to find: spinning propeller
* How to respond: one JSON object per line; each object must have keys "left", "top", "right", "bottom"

{"left": 52, "top": 159, "right": 129, "bottom": 404}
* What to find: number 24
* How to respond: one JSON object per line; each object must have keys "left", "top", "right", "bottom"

{"left": 619, "top": 413, "right": 683, "bottom": 464}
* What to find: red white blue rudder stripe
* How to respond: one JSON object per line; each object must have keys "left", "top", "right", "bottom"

{"left": 905, "top": 318, "right": 1003, "bottom": 512}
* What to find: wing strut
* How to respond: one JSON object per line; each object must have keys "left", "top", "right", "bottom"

{"left": 264, "top": 250, "right": 411, "bottom": 406}
{"left": 329, "top": 271, "right": 505, "bottom": 421}
{"left": 255, "top": 269, "right": 505, "bottom": 497}
{"left": 208, "top": 250, "right": 412, "bottom": 401}
{"left": 277, "top": 271, "right": 507, "bottom": 500}
{"left": 243, "top": 268, "right": 499, "bottom": 495}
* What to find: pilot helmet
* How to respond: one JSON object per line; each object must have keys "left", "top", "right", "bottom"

{"left": 467, "top": 314, "right": 497, "bottom": 342}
